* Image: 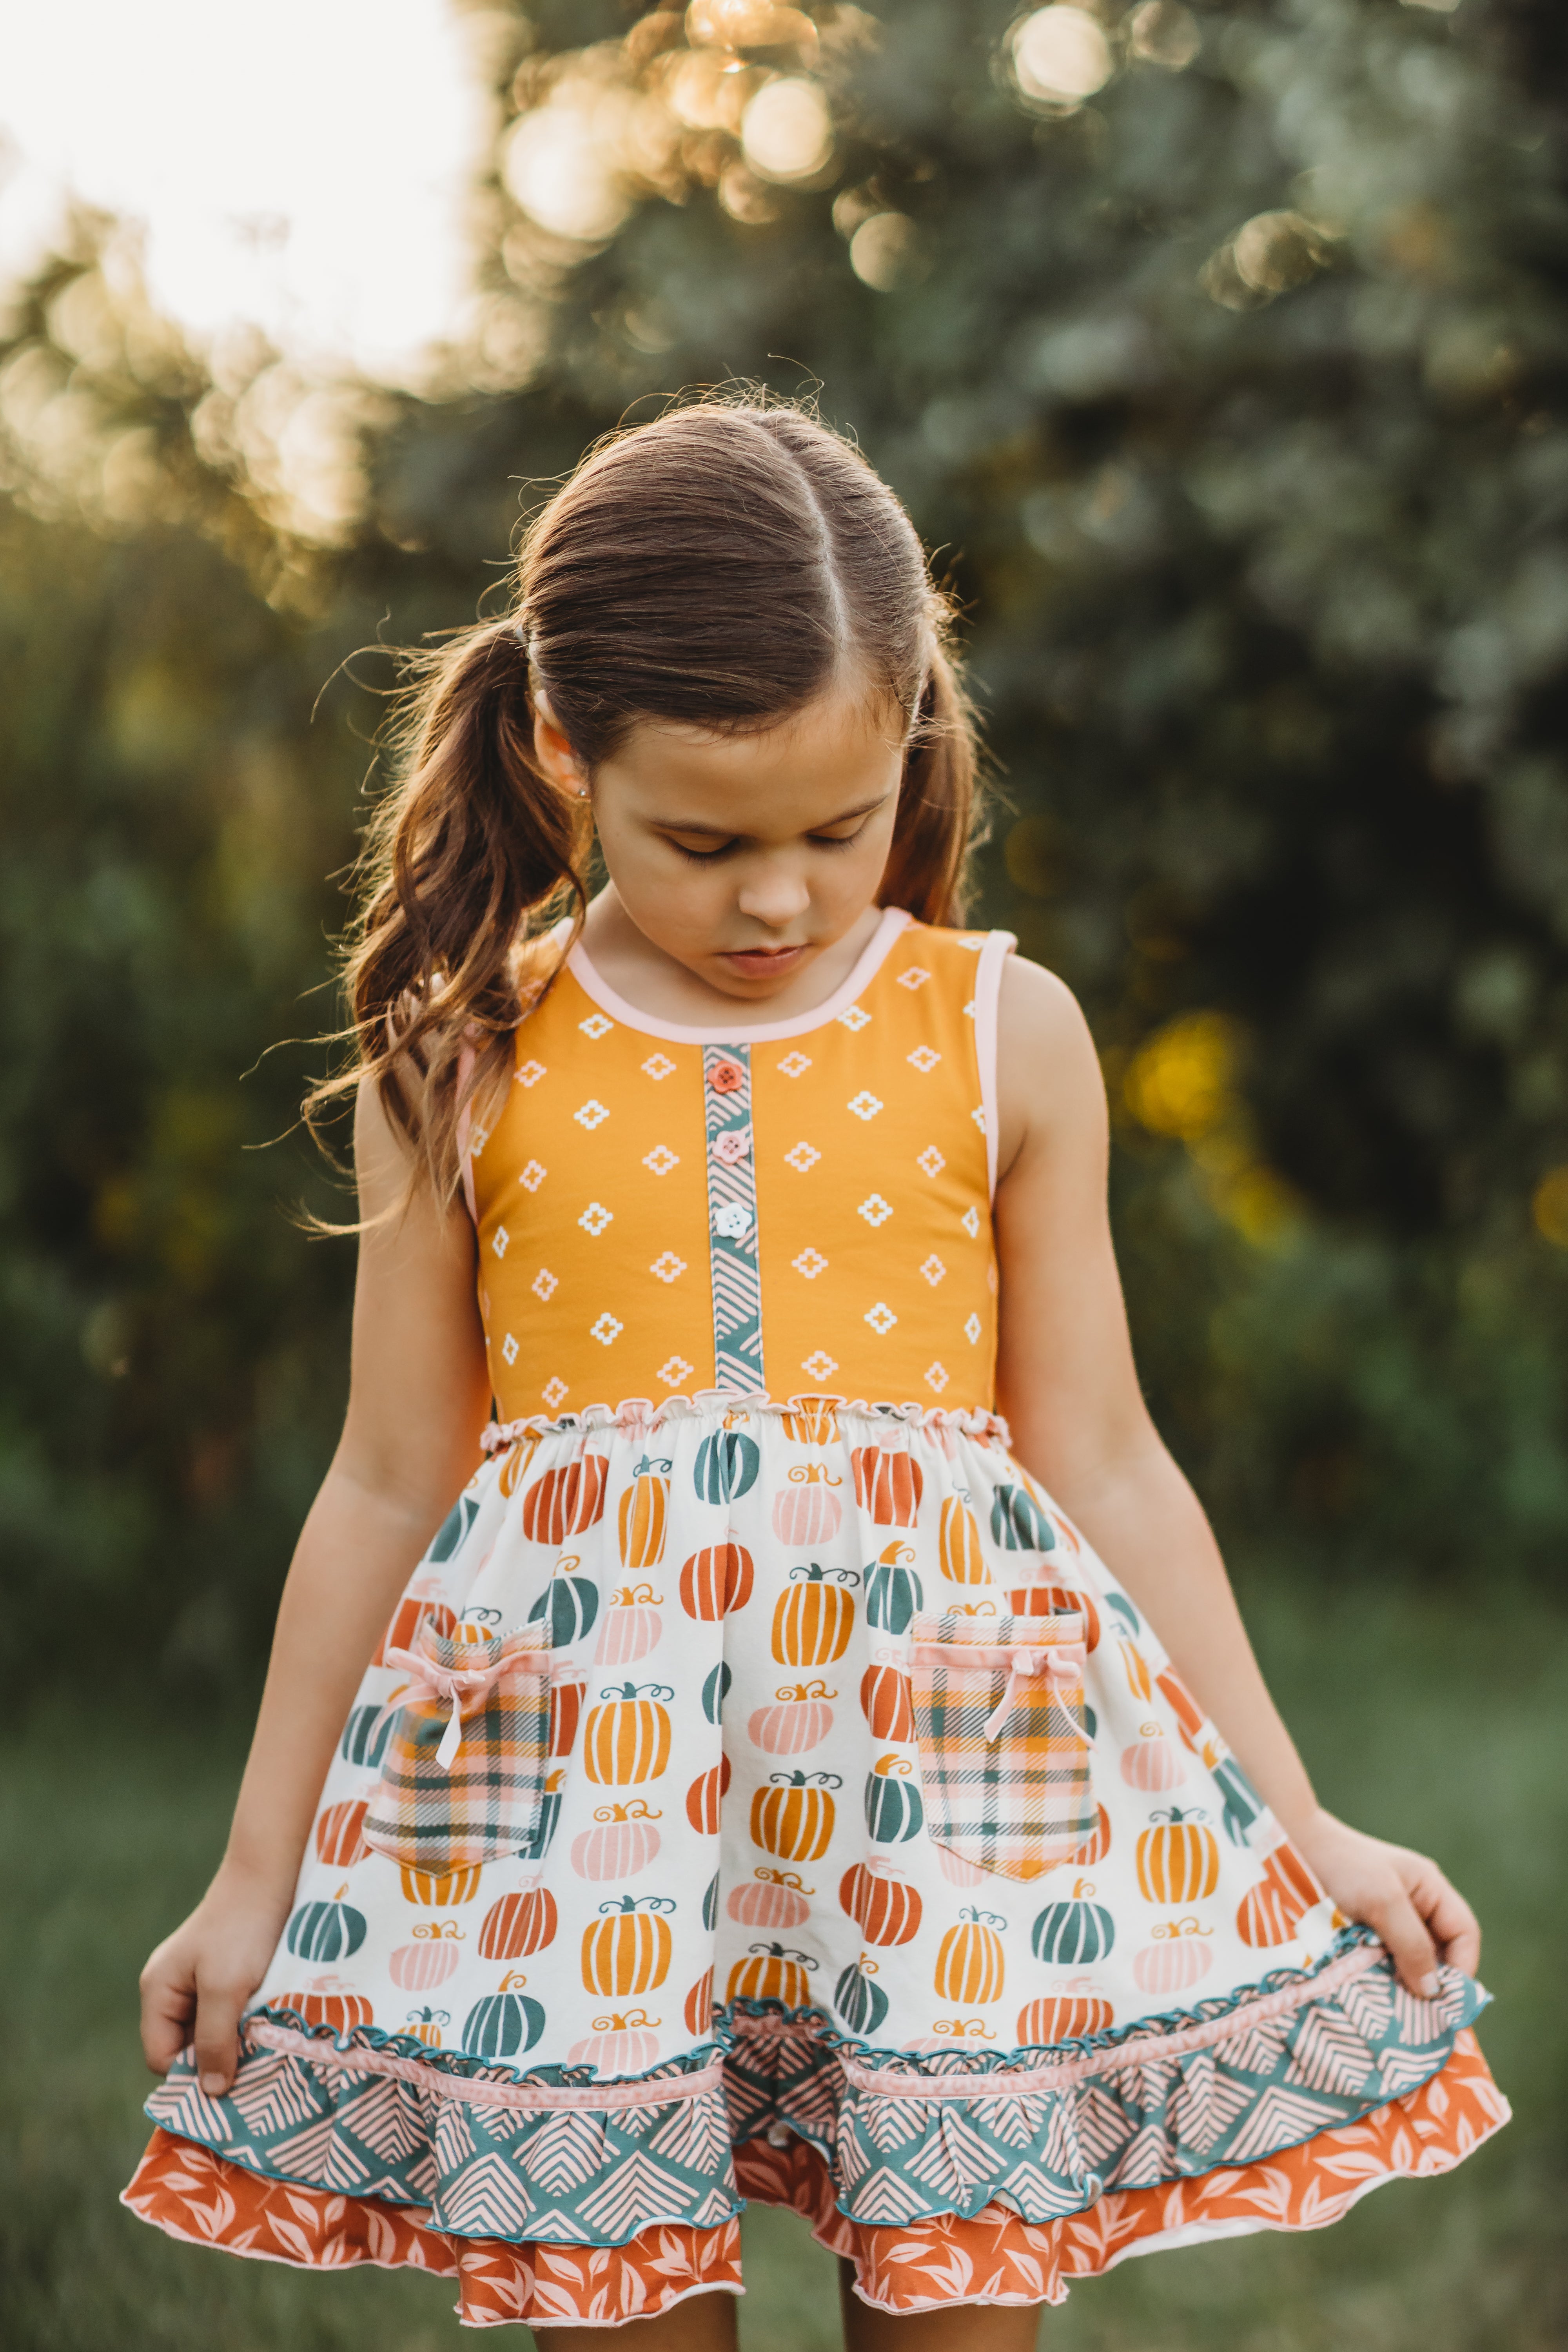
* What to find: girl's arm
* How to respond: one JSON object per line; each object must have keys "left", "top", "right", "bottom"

{"left": 992, "top": 958, "right": 1480, "bottom": 1997}
{"left": 138, "top": 1078, "right": 492, "bottom": 2094}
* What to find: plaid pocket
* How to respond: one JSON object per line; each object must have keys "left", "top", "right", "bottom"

{"left": 910, "top": 1610, "right": 1095, "bottom": 1881}
{"left": 362, "top": 1620, "right": 563, "bottom": 1875}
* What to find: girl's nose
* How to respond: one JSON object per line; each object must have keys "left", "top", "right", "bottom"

{"left": 736, "top": 868, "right": 811, "bottom": 928}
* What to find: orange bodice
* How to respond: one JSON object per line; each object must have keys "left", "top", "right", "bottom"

{"left": 467, "top": 909, "right": 1013, "bottom": 1418}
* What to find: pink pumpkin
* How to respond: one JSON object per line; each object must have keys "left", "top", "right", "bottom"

{"left": 567, "top": 2009, "right": 662, "bottom": 2072}
{"left": 932, "top": 1841, "right": 988, "bottom": 1888}
{"left": 570, "top": 1799, "right": 663, "bottom": 1880}
{"left": 1121, "top": 1725, "right": 1186, "bottom": 1790}
{"left": 593, "top": 1583, "right": 664, "bottom": 1666}
{"left": 748, "top": 1679, "right": 837, "bottom": 1755}
{"left": 1133, "top": 1921, "right": 1214, "bottom": 1994}
{"left": 771, "top": 1465, "right": 844, "bottom": 1546}
{"left": 726, "top": 1869, "right": 813, "bottom": 1931}
{"left": 389, "top": 1930, "right": 462, "bottom": 1992}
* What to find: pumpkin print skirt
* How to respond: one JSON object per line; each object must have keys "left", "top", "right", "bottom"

{"left": 126, "top": 1397, "right": 1508, "bottom": 2326}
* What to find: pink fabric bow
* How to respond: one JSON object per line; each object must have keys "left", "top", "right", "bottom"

{"left": 912, "top": 1635, "right": 1085, "bottom": 1743}
{"left": 380, "top": 1639, "right": 561, "bottom": 1771}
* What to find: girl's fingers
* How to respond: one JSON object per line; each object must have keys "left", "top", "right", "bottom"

{"left": 139, "top": 1953, "right": 196, "bottom": 2075}
{"left": 1362, "top": 1883, "right": 1440, "bottom": 1996}
{"left": 1412, "top": 1864, "right": 1482, "bottom": 1978}
{"left": 192, "top": 1978, "right": 248, "bottom": 2096}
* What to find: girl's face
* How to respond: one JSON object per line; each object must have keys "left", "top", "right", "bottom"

{"left": 534, "top": 681, "right": 907, "bottom": 1004}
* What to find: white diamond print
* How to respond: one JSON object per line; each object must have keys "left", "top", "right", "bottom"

{"left": 907, "top": 1045, "right": 941, "bottom": 1073}
{"left": 531, "top": 1267, "right": 558, "bottom": 1302}
{"left": 501, "top": 1332, "right": 519, "bottom": 1365}
{"left": 777, "top": 1051, "right": 812, "bottom": 1078}
{"left": 972, "top": 1105, "right": 987, "bottom": 1131}
{"left": 920, "top": 1255, "right": 946, "bottom": 1285}
{"left": 801, "top": 1350, "right": 838, "bottom": 1380}
{"left": 918, "top": 1146, "right": 946, "bottom": 1178}
{"left": 864, "top": 1301, "right": 898, "bottom": 1335}
{"left": 519, "top": 1160, "right": 547, "bottom": 1193}
{"left": 858, "top": 1193, "right": 894, "bottom": 1227}
{"left": 964, "top": 998, "right": 976, "bottom": 1019}
{"left": 792, "top": 1249, "right": 828, "bottom": 1279}
{"left": 837, "top": 1004, "right": 872, "bottom": 1032}
{"left": 641, "top": 1053, "right": 677, "bottom": 1081}
{"left": 642, "top": 1145, "right": 679, "bottom": 1176}
{"left": 957, "top": 935, "right": 985, "bottom": 951}
{"left": 469, "top": 1124, "right": 490, "bottom": 1159}
{"left": 897, "top": 966, "right": 931, "bottom": 990}
{"left": 961, "top": 1207, "right": 981, "bottom": 1239}
{"left": 590, "top": 1313, "right": 623, "bottom": 1345}
{"left": 491, "top": 1225, "right": 510, "bottom": 1259}
{"left": 650, "top": 1251, "right": 687, "bottom": 1284}
{"left": 965, "top": 1312, "right": 983, "bottom": 1345}
{"left": 578, "top": 1014, "right": 613, "bottom": 1040}
{"left": 785, "top": 1142, "right": 821, "bottom": 1173}
{"left": 924, "top": 1361, "right": 949, "bottom": 1393}
{"left": 578, "top": 1201, "right": 613, "bottom": 1236}
{"left": 847, "top": 1091, "right": 883, "bottom": 1121}
{"left": 656, "top": 1354, "right": 694, "bottom": 1388}
{"left": 542, "top": 1377, "right": 569, "bottom": 1410}
{"left": 575, "top": 1098, "right": 610, "bottom": 1130}
{"left": 515, "top": 1059, "right": 547, "bottom": 1088}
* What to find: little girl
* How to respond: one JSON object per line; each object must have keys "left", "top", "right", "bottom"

{"left": 128, "top": 400, "right": 1506, "bottom": 2339}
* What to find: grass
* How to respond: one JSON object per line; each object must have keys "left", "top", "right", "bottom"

{"left": 4, "top": 1571, "right": 1564, "bottom": 2351}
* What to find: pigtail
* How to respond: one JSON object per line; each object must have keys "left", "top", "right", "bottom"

{"left": 308, "top": 619, "right": 590, "bottom": 1206}
{"left": 879, "top": 639, "right": 985, "bottom": 929}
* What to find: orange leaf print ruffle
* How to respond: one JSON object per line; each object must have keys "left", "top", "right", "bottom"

{"left": 123, "top": 2028, "right": 1507, "bottom": 2327}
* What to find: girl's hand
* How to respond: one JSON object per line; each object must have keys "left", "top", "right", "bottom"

{"left": 139, "top": 1867, "right": 294, "bottom": 2095}
{"left": 1292, "top": 1808, "right": 1481, "bottom": 1996}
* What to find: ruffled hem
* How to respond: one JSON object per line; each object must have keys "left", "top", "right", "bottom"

{"left": 123, "top": 2029, "right": 1507, "bottom": 2324}
{"left": 135, "top": 1938, "right": 1493, "bottom": 2257}
{"left": 480, "top": 1391, "right": 1013, "bottom": 1452}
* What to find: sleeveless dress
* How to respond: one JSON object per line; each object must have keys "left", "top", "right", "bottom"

{"left": 126, "top": 909, "right": 1507, "bottom": 2326}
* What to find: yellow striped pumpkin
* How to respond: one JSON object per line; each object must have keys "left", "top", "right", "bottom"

{"left": 1135, "top": 1811, "right": 1220, "bottom": 1905}
{"left": 770, "top": 1564, "right": 857, "bottom": 1665}
{"left": 583, "top": 1683, "right": 673, "bottom": 1784}
{"left": 617, "top": 1455, "right": 671, "bottom": 1568}
{"left": 579, "top": 1895, "right": 676, "bottom": 1994}
{"left": 933, "top": 1907, "right": 1007, "bottom": 2004}
{"left": 938, "top": 1494, "right": 987, "bottom": 1584}
{"left": 750, "top": 1769, "right": 841, "bottom": 1861}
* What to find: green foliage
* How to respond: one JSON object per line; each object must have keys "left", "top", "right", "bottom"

{"left": 7, "top": 2, "right": 1568, "bottom": 1675}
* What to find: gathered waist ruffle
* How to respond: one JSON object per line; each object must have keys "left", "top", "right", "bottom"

{"left": 479, "top": 1391, "right": 1013, "bottom": 1455}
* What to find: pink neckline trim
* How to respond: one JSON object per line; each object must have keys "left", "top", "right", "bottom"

{"left": 565, "top": 906, "right": 914, "bottom": 1044}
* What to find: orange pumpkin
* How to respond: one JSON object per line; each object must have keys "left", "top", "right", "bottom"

{"left": 1156, "top": 1667, "right": 1216, "bottom": 1758}
{"left": 583, "top": 1682, "right": 673, "bottom": 1784}
{"left": 859, "top": 1657, "right": 915, "bottom": 1741}
{"left": 618, "top": 1454, "right": 671, "bottom": 1568}
{"left": 684, "top": 1755, "right": 732, "bottom": 1834}
{"left": 374, "top": 1586, "right": 456, "bottom": 1669}
{"left": 1007, "top": 1582, "right": 1102, "bottom": 1653}
{"left": 726, "top": 1869, "right": 813, "bottom": 1931}
{"left": 840, "top": 1859, "right": 923, "bottom": 1947}
{"left": 496, "top": 1434, "right": 537, "bottom": 1498}
{"left": 1236, "top": 1844, "right": 1321, "bottom": 1947}
{"left": 938, "top": 1494, "right": 987, "bottom": 1583}
{"left": 1071, "top": 1803, "right": 1113, "bottom": 1865}
{"left": 771, "top": 1564, "right": 857, "bottom": 1665}
{"left": 477, "top": 1884, "right": 559, "bottom": 1960}
{"left": 684, "top": 1966, "right": 715, "bottom": 2035}
{"left": 751, "top": 1768, "right": 840, "bottom": 1861}
{"left": 522, "top": 1452, "right": 608, "bottom": 1543}
{"left": 679, "top": 1540, "right": 755, "bottom": 1621}
{"left": 725, "top": 1942, "right": 818, "bottom": 2007}
{"left": 1136, "top": 1810, "right": 1220, "bottom": 1904}
{"left": 1121, "top": 1640, "right": 1154, "bottom": 1700}
{"left": 1017, "top": 1981, "right": 1113, "bottom": 2044}
{"left": 933, "top": 1907, "right": 1007, "bottom": 2004}
{"left": 852, "top": 1445, "right": 924, "bottom": 1526}
{"left": 314, "top": 1798, "right": 370, "bottom": 1868}
{"left": 399, "top": 1864, "right": 481, "bottom": 1906}
{"left": 548, "top": 1674, "right": 584, "bottom": 1758}
{"left": 277, "top": 1977, "right": 373, "bottom": 2031}
{"left": 580, "top": 1895, "right": 676, "bottom": 1995}
{"left": 780, "top": 1395, "right": 840, "bottom": 1444}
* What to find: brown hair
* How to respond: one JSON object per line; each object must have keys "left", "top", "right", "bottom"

{"left": 321, "top": 395, "right": 983, "bottom": 1201}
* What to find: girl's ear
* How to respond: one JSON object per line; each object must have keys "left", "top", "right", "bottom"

{"left": 532, "top": 691, "right": 590, "bottom": 798}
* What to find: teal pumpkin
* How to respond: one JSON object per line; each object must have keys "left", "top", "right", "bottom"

{"left": 1214, "top": 1755, "right": 1263, "bottom": 1846}
{"left": 989, "top": 1484, "right": 1056, "bottom": 1552}
{"left": 865, "top": 1764, "right": 924, "bottom": 1844}
{"left": 340, "top": 1704, "right": 392, "bottom": 1770}
{"left": 702, "top": 1872, "right": 719, "bottom": 1931}
{"left": 865, "top": 1555, "right": 923, "bottom": 1635}
{"left": 429, "top": 1494, "right": 478, "bottom": 1564}
{"left": 702, "top": 1661, "right": 732, "bottom": 1725}
{"left": 1103, "top": 1593, "right": 1141, "bottom": 1638}
{"left": 527, "top": 1570, "right": 599, "bottom": 1646}
{"left": 1031, "top": 1888, "right": 1115, "bottom": 1965}
{"left": 520, "top": 1780, "right": 564, "bottom": 1862}
{"left": 286, "top": 1896, "right": 367, "bottom": 1963}
{"left": 462, "top": 1991, "right": 546, "bottom": 2059}
{"left": 835, "top": 1960, "right": 889, "bottom": 2037}
{"left": 693, "top": 1431, "right": 760, "bottom": 1503}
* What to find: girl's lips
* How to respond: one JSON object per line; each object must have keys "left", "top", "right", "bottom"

{"left": 719, "top": 944, "right": 809, "bottom": 976}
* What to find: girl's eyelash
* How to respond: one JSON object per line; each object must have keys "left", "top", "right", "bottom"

{"left": 670, "top": 825, "right": 867, "bottom": 866}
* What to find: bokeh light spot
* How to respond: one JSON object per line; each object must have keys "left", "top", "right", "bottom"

{"left": 849, "top": 212, "right": 927, "bottom": 291}
{"left": 1011, "top": 7, "right": 1114, "bottom": 108}
{"left": 740, "top": 76, "right": 833, "bottom": 181}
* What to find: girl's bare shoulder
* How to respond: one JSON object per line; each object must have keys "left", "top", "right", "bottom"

{"left": 995, "top": 953, "right": 1107, "bottom": 1176}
